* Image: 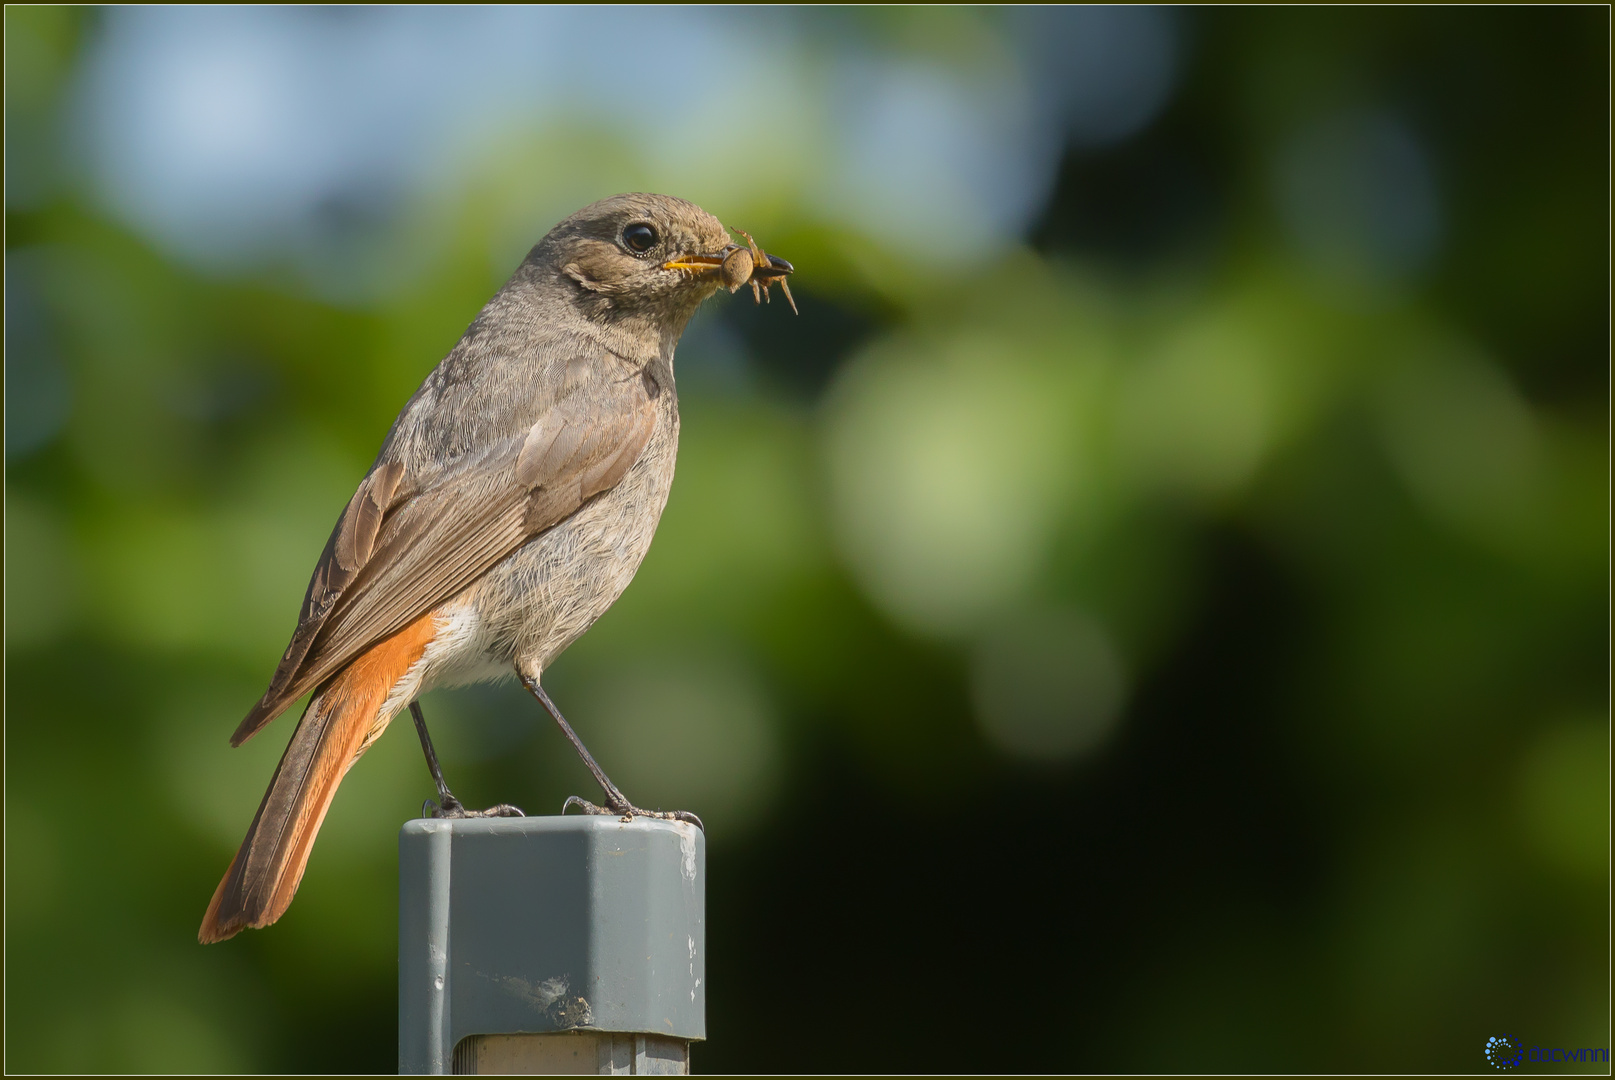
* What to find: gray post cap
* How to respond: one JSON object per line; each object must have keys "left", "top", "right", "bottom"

{"left": 399, "top": 815, "right": 705, "bottom": 1075}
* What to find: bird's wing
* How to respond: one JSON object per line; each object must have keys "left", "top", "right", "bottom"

{"left": 231, "top": 375, "right": 660, "bottom": 745}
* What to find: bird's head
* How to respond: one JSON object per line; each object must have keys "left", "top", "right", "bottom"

{"left": 528, "top": 193, "right": 792, "bottom": 330}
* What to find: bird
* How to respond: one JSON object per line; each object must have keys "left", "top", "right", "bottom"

{"left": 199, "top": 193, "right": 794, "bottom": 944}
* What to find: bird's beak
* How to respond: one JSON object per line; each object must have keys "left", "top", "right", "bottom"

{"left": 660, "top": 252, "right": 727, "bottom": 276}
{"left": 752, "top": 252, "right": 794, "bottom": 280}
{"left": 665, "top": 230, "right": 796, "bottom": 314}
{"left": 661, "top": 248, "right": 794, "bottom": 280}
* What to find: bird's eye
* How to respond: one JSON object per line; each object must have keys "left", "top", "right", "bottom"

{"left": 623, "top": 223, "right": 658, "bottom": 254}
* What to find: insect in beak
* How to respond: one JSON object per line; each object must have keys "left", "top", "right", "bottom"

{"left": 661, "top": 228, "right": 796, "bottom": 315}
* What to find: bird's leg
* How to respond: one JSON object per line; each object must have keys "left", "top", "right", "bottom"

{"left": 409, "top": 701, "right": 524, "bottom": 820}
{"left": 519, "top": 675, "right": 704, "bottom": 830}
{"left": 409, "top": 701, "right": 460, "bottom": 814}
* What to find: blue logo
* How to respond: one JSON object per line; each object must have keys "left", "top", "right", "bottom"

{"left": 1486, "top": 1035, "right": 1523, "bottom": 1070}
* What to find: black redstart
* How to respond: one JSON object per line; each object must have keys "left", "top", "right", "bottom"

{"left": 200, "top": 193, "right": 793, "bottom": 944}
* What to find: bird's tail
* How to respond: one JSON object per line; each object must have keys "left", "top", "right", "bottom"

{"left": 199, "top": 612, "right": 438, "bottom": 944}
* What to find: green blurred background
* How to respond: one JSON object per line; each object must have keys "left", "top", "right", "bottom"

{"left": 4, "top": 6, "right": 1608, "bottom": 1073}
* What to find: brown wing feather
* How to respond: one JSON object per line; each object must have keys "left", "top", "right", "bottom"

{"left": 201, "top": 610, "right": 439, "bottom": 942}
{"left": 232, "top": 380, "right": 658, "bottom": 746}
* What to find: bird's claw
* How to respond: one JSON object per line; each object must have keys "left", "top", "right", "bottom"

{"left": 562, "top": 795, "right": 704, "bottom": 831}
{"left": 423, "top": 797, "right": 525, "bottom": 820}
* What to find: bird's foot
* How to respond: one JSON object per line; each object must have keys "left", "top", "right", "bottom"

{"left": 422, "top": 795, "right": 526, "bottom": 820}
{"left": 562, "top": 795, "right": 703, "bottom": 831}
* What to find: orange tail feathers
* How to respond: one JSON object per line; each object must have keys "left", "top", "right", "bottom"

{"left": 199, "top": 611, "right": 438, "bottom": 944}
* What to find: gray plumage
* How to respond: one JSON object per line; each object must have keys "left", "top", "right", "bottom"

{"left": 233, "top": 192, "right": 729, "bottom": 745}
{"left": 201, "top": 193, "right": 755, "bottom": 943}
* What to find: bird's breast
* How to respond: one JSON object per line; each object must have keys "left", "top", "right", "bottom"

{"left": 454, "top": 392, "right": 680, "bottom": 677}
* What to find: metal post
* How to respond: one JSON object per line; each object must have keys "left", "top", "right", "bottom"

{"left": 399, "top": 816, "right": 705, "bottom": 1075}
